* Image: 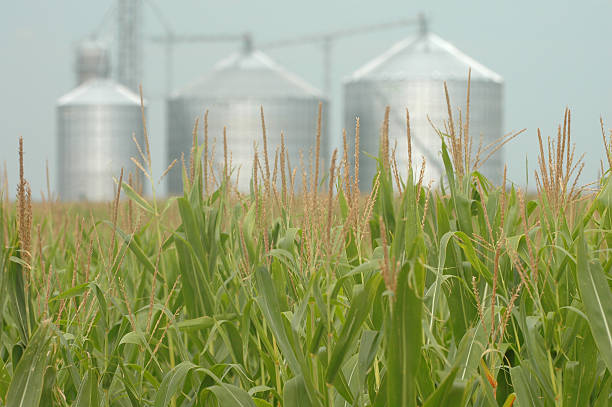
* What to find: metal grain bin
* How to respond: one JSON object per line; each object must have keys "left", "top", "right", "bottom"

{"left": 166, "top": 38, "right": 328, "bottom": 194}
{"left": 75, "top": 40, "right": 110, "bottom": 85}
{"left": 57, "top": 50, "right": 144, "bottom": 201}
{"left": 344, "top": 29, "right": 503, "bottom": 190}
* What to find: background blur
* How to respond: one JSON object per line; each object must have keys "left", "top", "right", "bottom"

{"left": 1, "top": 0, "right": 611, "bottom": 198}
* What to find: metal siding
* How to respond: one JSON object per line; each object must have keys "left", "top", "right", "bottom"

{"left": 57, "top": 101, "right": 144, "bottom": 201}
{"left": 166, "top": 97, "right": 328, "bottom": 194}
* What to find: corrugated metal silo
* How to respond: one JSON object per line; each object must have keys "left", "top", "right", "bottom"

{"left": 344, "top": 26, "right": 503, "bottom": 190}
{"left": 166, "top": 37, "right": 328, "bottom": 194}
{"left": 57, "top": 43, "right": 145, "bottom": 201}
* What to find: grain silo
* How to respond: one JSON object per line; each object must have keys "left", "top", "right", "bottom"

{"left": 75, "top": 40, "right": 111, "bottom": 84}
{"left": 166, "top": 36, "right": 328, "bottom": 194}
{"left": 344, "top": 23, "right": 503, "bottom": 190}
{"left": 57, "top": 41, "right": 145, "bottom": 201}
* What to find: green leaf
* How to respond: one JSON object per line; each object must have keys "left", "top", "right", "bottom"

{"left": 38, "top": 366, "right": 56, "bottom": 407}
{"left": 7, "top": 253, "right": 34, "bottom": 343}
{"left": 115, "top": 227, "right": 160, "bottom": 280}
{"left": 254, "top": 266, "right": 302, "bottom": 375}
{"left": 176, "top": 316, "right": 215, "bottom": 331}
{"left": 456, "top": 324, "right": 487, "bottom": 381}
{"left": 74, "top": 369, "right": 101, "bottom": 407}
{"left": 429, "top": 231, "right": 455, "bottom": 332}
{"left": 386, "top": 262, "right": 423, "bottom": 407}
{"left": 358, "top": 330, "right": 381, "bottom": 387}
{"left": 154, "top": 361, "right": 197, "bottom": 407}
{"left": 119, "top": 364, "right": 141, "bottom": 407}
{"left": 5, "top": 321, "right": 53, "bottom": 407}
{"left": 119, "top": 331, "right": 146, "bottom": 346}
{"left": 501, "top": 394, "right": 517, "bottom": 407}
{"left": 510, "top": 365, "right": 543, "bottom": 407}
{"left": 203, "top": 384, "right": 257, "bottom": 407}
{"left": 0, "top": 357, "right": 10, "bottom": 401}
{"left": 283, "top": 375, "right": 312, "bottom": 407}
{"left": 577, "top": 235, "right": 612, "bottom": 373}
{"left": 593, "top": 374, "right": 611, "bottom": 407}
{"left": 326, "top": 274, "right": 382, "bottom": 384}
{"left": 253, "top": 399, "right": 274, "bottom": 407}
{"left": 122, "top": 181, "right": 154, "bottom": 214}
{"left": 422, "top": 367, "right": 459, "bottom": 407}
{"left": 92, "top": 283, "right": 108, "bottom": 328}
{"left": 49, "top": 282, "right": 89, "bottom": 302}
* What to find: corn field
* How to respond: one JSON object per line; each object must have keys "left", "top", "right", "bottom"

{"left": 0, "top": 88, "right": 611, "bottom": 406}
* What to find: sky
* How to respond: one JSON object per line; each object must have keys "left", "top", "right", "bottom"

{"left": 1, "top": 0, "right": 611, "bottom": 199}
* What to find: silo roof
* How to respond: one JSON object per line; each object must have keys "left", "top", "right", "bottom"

{"left": 57, "top": 79, "right": 143, "bottom": 106}
{"left": 346, "top": 32, "right": 503, "bottom": 83}
{"left": 173, "top": 49, "right": 324, "bottom": 100}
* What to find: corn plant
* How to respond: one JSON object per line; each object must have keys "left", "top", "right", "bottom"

{"left": 0, "top": 86, "right": 611, "bottom": 406}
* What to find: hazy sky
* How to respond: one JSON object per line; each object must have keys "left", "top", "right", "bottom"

{"left": 1, "top": 0, "right": 611, "bottom": 198}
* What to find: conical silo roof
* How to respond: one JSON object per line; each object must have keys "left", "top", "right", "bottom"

{"left": 173, "top": 47, "right": 324, "bottom": 100}
{"left": 346, "top": 32, "right": 503, "bottom": 83}
{"left": 57, "top": 79, "right": 142, "bottom": 106}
